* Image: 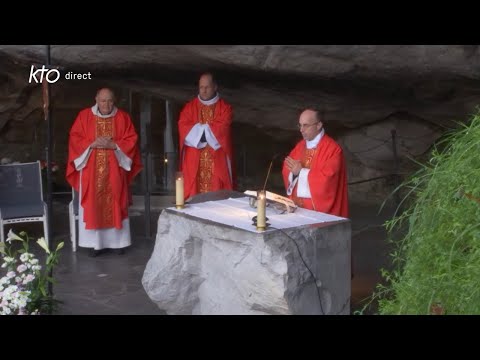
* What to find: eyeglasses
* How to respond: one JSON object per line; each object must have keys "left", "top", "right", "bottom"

{"left": 297, "top": 122, "right": 319, "bottom": 130}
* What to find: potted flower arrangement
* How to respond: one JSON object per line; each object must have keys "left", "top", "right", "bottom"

{"left": 0, "top": 230, "right": 64, "bottom": 315}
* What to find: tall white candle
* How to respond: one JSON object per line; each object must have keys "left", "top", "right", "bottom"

{"left": 257, "top": 190, "right": 266, "bottom": 230}
{"left": 164, "top": 157, "right": 168, "bottom": 185}
{"left": 176, "top": 171, "right": 184, "bottom": 208}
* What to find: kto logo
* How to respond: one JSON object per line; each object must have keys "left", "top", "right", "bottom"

{"left": 28, "top": 65, "right": 60, "bottom": 84}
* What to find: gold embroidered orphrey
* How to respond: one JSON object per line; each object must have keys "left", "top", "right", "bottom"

{"left": 94, "top": 116, "right": 115, "bottom": 228}
{"left": 197, "top": 103, "right": 216, "bottom": 193}
{"left": 291, "top": 147, "right": 318, "bottom": 208}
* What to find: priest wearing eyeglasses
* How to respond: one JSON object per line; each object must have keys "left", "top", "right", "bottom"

{"left": 282, "top": 109, "right": 349, "bottom": 218}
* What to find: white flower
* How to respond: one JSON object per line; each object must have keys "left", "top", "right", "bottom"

{"left": 23, "top": 274, "right": 35, "bottom": 285}
{"left": 16, "top": 264, "right": 27, "bottom": 273}
{"left": 3, "top": 256, "right": 15, "bottom": 264}
{"left": 4, "top": 285, "right": 17, "bottom": 295}
{"left": 1, "top": 231, "right": 64, "bottom": 315}
{"left": 6, "top": 229, "right": 24, "bottom": 243}
{"left": 20, "top": 253, "right": 30, "bottom": 262}
{"left": 36, "top": 237, "right": 50, "bottom": 254}
{"left": 2, "top": 307, "right": 11, "bottom": 315}
{"left": 16, "top": 298, "right": 28, "bottom": 308}
{"left": 0, "top": 157, "right": 12, "bottom": 165}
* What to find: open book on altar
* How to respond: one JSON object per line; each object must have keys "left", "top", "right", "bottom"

{"left": 243, "top": 190, "right": 297, "bottom": 213}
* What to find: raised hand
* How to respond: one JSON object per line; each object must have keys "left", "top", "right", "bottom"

{"left": 104, "top": 137, "right": 117, "bottom": 149}
{"left": 285, "top": 156, "right": 302, "bottom": 176}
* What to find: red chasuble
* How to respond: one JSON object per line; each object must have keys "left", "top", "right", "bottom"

{"left": 66, "top": 108, "right": 142, "bottom": 230}
{"left": 282, "top": 134, "right": 349, "bottom": 218}
{"left": 178, "top": 98, "right": 235, "bottom": 200}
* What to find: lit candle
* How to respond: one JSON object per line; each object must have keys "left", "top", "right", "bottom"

{"left": 257, "top": 190, "right": 266, "bottom": 231}
{"left": 176, "top": 171, "right": 184, "bottom": 209}
{"left": 164, "top": 157, "right": 168, "bottom": 187}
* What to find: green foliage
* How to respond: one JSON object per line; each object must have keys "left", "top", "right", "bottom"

{"left": 373, "top": 111, "right": 480, "bottom": 314}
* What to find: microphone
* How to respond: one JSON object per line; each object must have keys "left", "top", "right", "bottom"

{"left": 262, "top": 152, "right": 288, "bottom": 192}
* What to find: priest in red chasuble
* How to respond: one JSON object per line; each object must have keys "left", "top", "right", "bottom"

{"left": 66, "top": 88, "right": 142, "bottom": 257}
{"left": 282, "top": 109, "right": 349, "bottom": 218}
{"left": 178, "top": 72, "right": 235, "bottom": 200}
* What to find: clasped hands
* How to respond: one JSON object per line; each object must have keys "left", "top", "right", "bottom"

{"left": 91, "top": 136, "right": 117, "bottom": 149}
{"left": 285, "top": 156, "right": 302, "bottom": 176}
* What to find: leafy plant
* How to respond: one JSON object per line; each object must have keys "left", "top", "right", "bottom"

{"left": 0, "top": 230, "right": 64, "bottom": 315}
{"left": 370, "top": 110, "right": 480, "bottom": 314}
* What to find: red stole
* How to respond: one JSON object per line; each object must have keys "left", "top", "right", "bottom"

{"left": 197, "top": 103, "right": 216, "bottom": 193}
{"left": 291, "top": 148, "right": 317, "bottom": 209}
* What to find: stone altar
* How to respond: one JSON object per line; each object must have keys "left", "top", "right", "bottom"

{"left": 142, "top": 196, "right": 351, "bottom": 315}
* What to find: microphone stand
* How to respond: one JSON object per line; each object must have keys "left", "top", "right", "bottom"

{"left": 262, "top": 159, "right": 274, "bottom": 192}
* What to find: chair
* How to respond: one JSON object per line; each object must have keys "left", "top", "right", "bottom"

{"left": 0, "top": 161, "right": 49, "bottom": 247}
{"left": 68, "top": 188, "right": 79, "bottom": 252}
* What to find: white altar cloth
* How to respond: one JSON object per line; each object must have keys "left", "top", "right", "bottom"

{"left": 168, "top": 197, "right": 346, "bottom": 233}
